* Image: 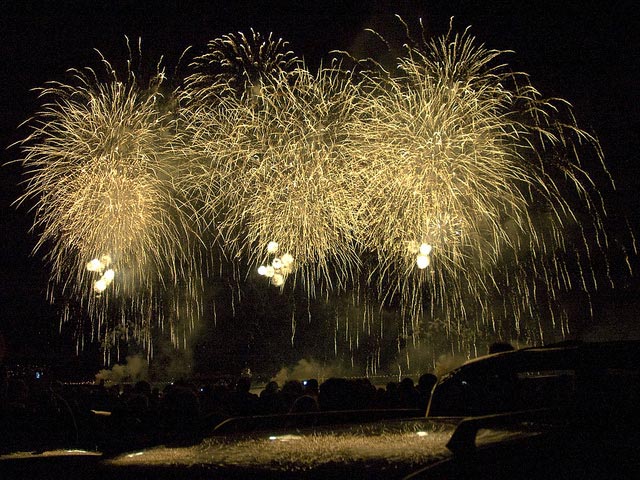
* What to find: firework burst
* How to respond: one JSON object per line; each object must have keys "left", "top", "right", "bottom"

{"left": 348, "top": 23, "right": 612, "bottom": 338}
{"left": 15, "top": 42, "right": 201, "bottom": 356}
{"left": 12, "top": 22, "right": 622, "bottom": 360}
{"left": 184, "top": 29, "right": 301, "bottom": 101}
{"left": 180, "top": 63, "right": 364, "bottom": 295}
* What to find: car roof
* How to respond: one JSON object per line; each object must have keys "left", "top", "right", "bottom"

{"left": 440, "top": 340, "right": 640, "bottom": 381}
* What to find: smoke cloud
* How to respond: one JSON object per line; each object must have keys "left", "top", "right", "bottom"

{"left": 95, "top": 354, "right": 149, "bottom": 384}
{"left": 272, "top": 358, "right": 351, "bottom": 385}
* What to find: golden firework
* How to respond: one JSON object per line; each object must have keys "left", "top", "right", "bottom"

{"left": 16, "top": 42, "right": 202, "bottom": 355}
{"left": 13, "top": 23, "right": 620, "bottom": 359}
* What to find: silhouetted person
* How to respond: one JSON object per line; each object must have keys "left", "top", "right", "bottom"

{"left": 198, "top": 384, "right": 230, "bottom": 427}
{"left": 318, "top": 378, "right": 375, "bottom": 411}
{"left": 230, "top": 376, "right": 259, "bottom": 416}
{"left": 302, "top": 378, "right": 319, "bottom": 399}
{"left": 319, "top": 378, "right": 351, "bottom": 411}
{"left": 381, "top": 382, "right": 400, "bottom": 409}
{"left": 160, "top": 382, "right": 200, "bottom": 440}
{"left": 259, "top": 381, "right": 283, "bottom": 414}
{"left": 398, "top": 377, "right": 420, "bottom": 409}
{"left": 280, "top": 380, "right": 304, "bottom": 412}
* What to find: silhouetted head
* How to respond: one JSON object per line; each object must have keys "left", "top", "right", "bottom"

{"left": 290, "top": 394, "right": 319, "bottom": 413}
{"left": 418, "top": 373, "right": 437, "bottom": 394}
{"left": 235, "top": 376, "right": 252, "bottom": 393}
{"left": 263, "top": 381, "right": 279, "bottom": 395}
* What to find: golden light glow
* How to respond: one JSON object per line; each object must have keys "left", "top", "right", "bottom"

{"left": 103, "top": 269, "right": 115, "bottom": 282}
{"left": 16, "top": 22, "right": 614, "bottom": 357}
{"left": 271, "top": 273, "right": 285, "bottom": 287}
{"left": 281, "top": 253, "right": 294, "bottom": 266}
{"left": 86, "top": 258, "right": 103, "bottom": 272}
{"left": 416, "top": 254, "right": 430, "bottom": 269}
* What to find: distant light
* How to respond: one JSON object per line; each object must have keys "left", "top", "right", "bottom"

{"left": 268, "top": 434, "right": 302, "bottom": 442}
{"left": 272, "top": 257, "right": 282, "bottom": 269}
{"left": 258, "top": 265, "right": 268, "bottom": 276}
{"left": 265, "top": 266, "right": 275, "bottom": 277}
{"left": 271, "top": 273, "right": 284, "bottom": 286}
{"left": 103, "top": 269, "right": 115, "bottom": 282}
{"left": 267, "top": 241, "right": 279, "bottom": 253}
{"left": 416, "top": 431, "right": 429, "bottom": 437}
{"left": 416, "top": 254, "right": 430, "bottom": 269}
{"left": 100, "top": 254, "right": 112, "bottom": 266}
{"left": 419, "top": 243, "right": 432, "bottom": 255}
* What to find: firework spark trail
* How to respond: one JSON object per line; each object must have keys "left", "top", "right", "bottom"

{"left": 184, "top": 30, "right": 301, "bottom": 102}
{"left": 344, "top": 25, "right": 611, "bottom": 336}
{"left": 180, "top": 65, "right": 365, "bottom": 295}
{"left": 13, "top": 23, "right": 618, "bottom": 359}
{"left": 16, "top": 44, "right": 203, "bottom": 357}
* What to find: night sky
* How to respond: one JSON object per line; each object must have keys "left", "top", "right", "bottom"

{"left": 1, "top": 1, "right": 639, "bottom": 373}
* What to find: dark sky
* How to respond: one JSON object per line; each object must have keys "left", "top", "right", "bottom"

{"left": 1, "top": 1, "right": 639, "bottom": 367}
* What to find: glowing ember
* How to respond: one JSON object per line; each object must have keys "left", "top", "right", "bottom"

{"left": 416, "top": 254, "right": 430, "bottom": 270}
{"left": 86, "top": 258, "right": 104, "bottom": 272}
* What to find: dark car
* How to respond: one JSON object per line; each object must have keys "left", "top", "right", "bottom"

{"left": 414, "top": 340, "right": 640, "bottom": 479}
{"left": 427, "top": 340, "right": 640, "bottom": 418}
{"left": 2, "top": 341, "right": 639, "bottom": 479}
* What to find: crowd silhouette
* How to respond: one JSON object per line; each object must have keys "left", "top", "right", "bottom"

{"left": 0, "top": 363, "right": 438, "bottom": 454}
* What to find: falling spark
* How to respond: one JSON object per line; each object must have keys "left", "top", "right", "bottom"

{"left": 94, "top": 279, "right": 108, "bottom": 293}
{"left": 15, "top": 39, "right": 202, "bottom": 356}
{"left": 344, "top": 21, "right": 613, "bottom": 337}
{"left": 419, "top": 244, "right": 433, "bottom": 256}
{"left": 86, "top": 258, "right": 104, "bottom": 272}
{"left": 12, "top": 21, "right": 622, "bottom": 360}
{"left": 267, "top": 241, "right": 280, "bottom": 254}
{"left": 416, "top": 254, "right": 430, "bottom": 269}
{"left": 103, "top": 269, "right": 115, "bottom": 282}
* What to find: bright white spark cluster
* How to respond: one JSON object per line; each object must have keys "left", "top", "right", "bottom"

{"left": 86, "top": 254, "right": 115, "bottom": 293}
{"left": 15, "top": 22, "right": 615, "bottom": 357}
{"left": 257, "top": 241, "right": 295, "bottom": 287}
{"left": 15, "top": 40, "right": 202, "bottom": 360}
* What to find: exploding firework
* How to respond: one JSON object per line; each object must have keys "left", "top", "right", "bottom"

{"left": 179, "top": 63, "right": 365, "bottom": 295}
{"left": 347, "top": 22, "right": 613, "bottom": 339}
{"left": 13, "top": 21, "right": 623, "bottom": 362}
{"left": 184, "top": 29, "right": 301, "bottom": 101}
{"left": 15, "top": 41, "right": 202, "bottom": 358}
